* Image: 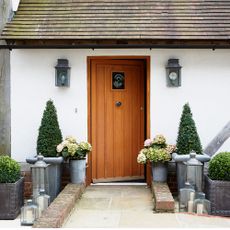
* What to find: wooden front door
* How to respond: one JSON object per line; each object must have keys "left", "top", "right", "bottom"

{"left": 91, "top": 59, "right": 145, "bottom": 182}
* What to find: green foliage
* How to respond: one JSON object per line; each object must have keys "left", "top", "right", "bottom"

{"left": 176, "top": 103, "right": 202, "bottom": 155}
{"left": 208, "top": 152, "right": 230, "bottom": 181}
{"left": 37, "top": 100, "right": 62, "bottom": 157}
{"left": 0, "top": 156, "right": 20, "bottom": 183}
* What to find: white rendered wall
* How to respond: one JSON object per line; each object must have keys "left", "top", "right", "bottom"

{"left": 12, "top": 0, "right": 20, "bottom": 11}
{"left": 11, "top": 49, "right": 230, "bottom": 162}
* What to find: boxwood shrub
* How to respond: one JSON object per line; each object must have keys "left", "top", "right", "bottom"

{"left": 37, "top": 100, "right": 62, "bottom": 157}
{"left": 208, "top": 152, "right": 230, "bottom": 181}
{"left": 0, "top": 156, "right": 20, "bottom": 183}
{"left": 176, "top": 103, "right": 203, "bottom": 155}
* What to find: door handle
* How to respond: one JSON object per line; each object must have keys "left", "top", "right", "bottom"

{"left": 115, "top": 101, "right": 122, "bottom": 107}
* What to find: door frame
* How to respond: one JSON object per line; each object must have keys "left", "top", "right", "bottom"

{"left": 86, "top": 56, "right": 151, "bottom": 186}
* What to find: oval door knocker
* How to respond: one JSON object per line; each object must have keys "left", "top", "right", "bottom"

{"left": 115, "top": 101, "right": 122, "bottom": 107}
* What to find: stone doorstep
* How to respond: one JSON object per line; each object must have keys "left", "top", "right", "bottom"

{"left": 151, "top": 182, "right": 175, "bottom": 213}
{"left": 33, "top": 183, "right": 85, "bottom": 228}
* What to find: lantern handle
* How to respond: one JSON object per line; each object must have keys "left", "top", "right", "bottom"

{"left": 190, "top": 151, "right": 196, "bottom": 158}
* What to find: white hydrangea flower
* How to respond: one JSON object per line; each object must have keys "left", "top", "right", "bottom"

{"left": 65, "top": 136, "right": 76, "bottom": 144}
{"left": 79, "top": 142, "right": 92, "bottom": 151}
{"left": 67, "top": 143, "right": 78, "bottom": 156}
{"left": 62, "top": 140, "right": 69, "bottom": 147}
{"left": 137, "top": 152, "right": 147, "bottom": 164}
{"left": 56, "top": 144, "right": 64, "bottom": 153}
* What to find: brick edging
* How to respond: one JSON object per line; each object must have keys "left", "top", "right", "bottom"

{"left": 33, "top": 183, "right": 85, "bottom": 228}
{"left": 151, "top": 181, "right": 175, "bottom": 212}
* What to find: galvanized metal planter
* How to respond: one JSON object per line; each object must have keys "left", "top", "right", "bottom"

{"left": 151, "top": 162, "right": 168, "bottom": 182}
{"left": 204, "top": 175, "right": 230, "bottom": 217}
{"left": 172, "top": 153, "right": 210, "bottom": 191}
{"left": 70, "top": 159, "right": 86, "bottom": 184}
{"left": 26, "top": 156, "right": 63, "bottom": 202}
{"left": 0, "top": 177, "right": 24, "bottom": 219}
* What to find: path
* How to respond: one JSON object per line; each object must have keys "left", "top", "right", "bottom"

{"left": 63, "top": 185, "right": 230, "bottom": 228}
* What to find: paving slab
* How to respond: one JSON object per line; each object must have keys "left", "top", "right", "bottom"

{"left": 63, "top": 184, "right": 230, "bottom": 228}
{"left": 175, "top": 213, "right": 230, "bottom": 228}
{"left": 0, "top": 215, "right": 31, "bottom": 228}
{"left": 65, "top": 210, "right": 121, "bottom": 228}
{"left": 119, "top": 211, "right": 179, "bottom": 228}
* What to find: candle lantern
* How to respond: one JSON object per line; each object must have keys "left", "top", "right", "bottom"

{"left": 179, "top": 184, "right": 195, "bottom": 212}
{"left": 195, "top": 192, "right": 206, "bottom": 200}
{"left": 20, "top": 199, "right": 39, "bottom": 226}
{"left": 34, "top": 189, "right": 50, "bottom": 217}
{"left": 194, "top": 198, "right": 211, "bottom": 214}
{"left": 31, "top": 155, "right": 50, "bottom": 199}
{"left": 184, "top": 151, "right": 203, "bottom": 192}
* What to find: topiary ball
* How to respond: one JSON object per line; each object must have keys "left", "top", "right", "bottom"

{"left": 208, "top": 152, "right": 230, "bottom": 181}
{"left": 0, "top": 156, "right": 21, "bottom": 183}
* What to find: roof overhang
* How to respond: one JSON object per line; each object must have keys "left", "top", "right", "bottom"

{"left": 2, "top": 0, "right": 230, "bottom": 50}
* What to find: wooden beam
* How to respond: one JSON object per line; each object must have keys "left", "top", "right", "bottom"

{"left": 204, "top": 121, "right": 230, "bottom": 156}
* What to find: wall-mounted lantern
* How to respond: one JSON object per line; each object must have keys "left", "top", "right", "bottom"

{"left": 166, "top": 59, "right": 182, "bottom": 87}
{"left": 55, "top": 59, "right": 70, "bottom": 87}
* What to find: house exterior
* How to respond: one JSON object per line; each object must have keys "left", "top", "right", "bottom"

{"left": 1, "top": 0, "right": 230, "bottom": 185}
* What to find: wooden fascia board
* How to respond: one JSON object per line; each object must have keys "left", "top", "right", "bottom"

{"left": 1, "top": 39, "right": 230, "bottom": 49}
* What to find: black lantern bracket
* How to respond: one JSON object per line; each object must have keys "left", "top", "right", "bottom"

{"left": 166, "top": 59, "right": 182, "bottom": 87}
{"left": 55, "top": 59, "right": 70, "bottom": 87}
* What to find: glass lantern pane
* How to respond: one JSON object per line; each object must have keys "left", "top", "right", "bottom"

{"left": 58, "top": 70, "right": 67, "bottom": 85}
{"left": 32, "top": 167, "right": 49, "bottom": 199}
{"left": 194, "top": 199, "right": 211, "bottom": 214}
{"left": 179, "top": 188, "right": 195, "bottom": 212}
{"left": 186, "top": 165, "right": 203, "bottom": 192}
{"left": 36, "top": 193, "right": 50, "bottom": 217}
{"left": 112, "top": 72, "right": 125, "bottom": 89}
{"left": 21, "top": 200, "right": 38, "bottom": 226}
